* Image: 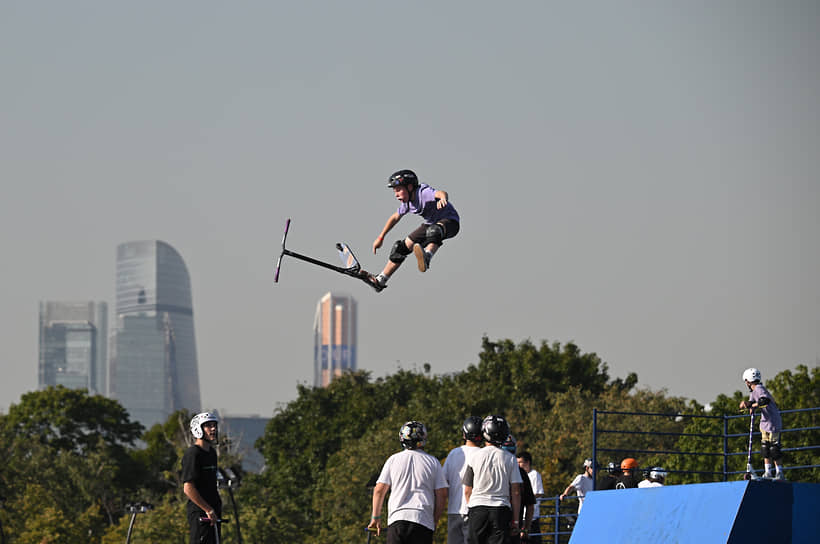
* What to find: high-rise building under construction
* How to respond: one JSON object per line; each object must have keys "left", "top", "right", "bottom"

{"left": 313, "top": 292, "right": 357, "bottom": 387}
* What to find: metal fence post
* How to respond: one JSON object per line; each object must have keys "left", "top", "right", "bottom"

{"left": 722, "top": 415, "right": 729, "bottom": 482}
{"left": 592, "top": 408, "right": 598, "bottom": 491}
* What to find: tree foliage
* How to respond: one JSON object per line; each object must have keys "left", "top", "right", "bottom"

{"left": 0, "top": 343, "right": 817, "bottom": 543}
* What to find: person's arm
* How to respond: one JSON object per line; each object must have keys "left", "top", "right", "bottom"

{"left": 559, "top": 484, "right": 573, "bottom": 500}
{"left": 434, "top": 190, "right": 449, "bottom": 209}
{"left": 373, "top": 212, "right": 401, "bottom": 252}
{"left": 434, "top": 487, "right": 448, "bottom": 527}
{"left": 367, "top": 482, "right": 390, "bottom": 536}
{"left": 464, "top": 485, "right": 472, "bottom": 505}
{"left": 510, "top": 482, "right": 521, "bottom": 534}
{"left": 522, "top": 502, "right": 534, "bottom": 535}
{"left": 183, "top": 482, "right": 218, "bottom": 524}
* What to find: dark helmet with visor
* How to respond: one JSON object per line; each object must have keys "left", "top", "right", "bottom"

{"left": 388, "top": 169, "right": 418, "bottom": 189}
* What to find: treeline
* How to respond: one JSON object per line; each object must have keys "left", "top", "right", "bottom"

{"left": 0, "top": 337, "right": 817, "bottom": 543}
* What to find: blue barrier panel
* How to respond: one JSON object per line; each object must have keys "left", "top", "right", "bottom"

{"left": 569, "top": 481, "right": 820, "bottom": 544}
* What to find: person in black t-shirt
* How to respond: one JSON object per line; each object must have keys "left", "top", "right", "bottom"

{"left": 182, "top": 412, "right": 222, "bottom": 544}
{"left": 614, "top": 458, "right": 641, "bottom": 489}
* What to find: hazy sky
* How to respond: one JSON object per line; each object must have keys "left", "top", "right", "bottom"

{"left": 2, "top": 2, "right": 818, "bottom": 417}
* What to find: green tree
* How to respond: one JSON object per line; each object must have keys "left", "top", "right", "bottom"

{"left": 0, "top": 387, "right": 144, "bottom": 543}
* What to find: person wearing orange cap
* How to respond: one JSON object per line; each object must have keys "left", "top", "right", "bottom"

{"left": 614, "top": 458, "right": 641, "bottom": 489}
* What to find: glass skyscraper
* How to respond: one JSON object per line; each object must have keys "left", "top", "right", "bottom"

{"left": 109, "top": 240, "right": 201, "bottom": 428}
{"left": 38, "top": 301, "right": 108, "bottom": 395}
{"left": 313, "top": 292, "right": 357, "bottom": 387}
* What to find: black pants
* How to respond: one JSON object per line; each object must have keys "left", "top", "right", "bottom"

{"left": 386, "top": 520, "right": 434, "bottom": 544}
{"left": 468, "top": 506, "right": 512, "bottom": 544}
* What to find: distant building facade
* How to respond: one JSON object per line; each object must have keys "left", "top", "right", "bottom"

{"left": 221, "top": 415, "right": 270, "bottom": 473}
{"left": 38, "top": 301, "right": 108, "bottom": 395}
{"left": 109, "top": 240, "right": 201, "bottom": 428}
{"left": 313, "top": 292, "right": 357, "bottom": 387}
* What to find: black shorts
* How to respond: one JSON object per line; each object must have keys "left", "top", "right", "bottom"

{"left": 386, "top": 520, "right": 434, "bottom": 544}
{"left": 408, "top": 219, "right": 460, "bottom": 246}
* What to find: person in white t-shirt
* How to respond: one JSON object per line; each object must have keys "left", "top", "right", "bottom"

{"left": 442, "top": 416, "right": 484, "bottom": 544}
{"left": 369, "top": 421, "right": 448, "bottom": 543}
{"left": 559, "top": 458, "right": 595, "bottom": 514}
{"left": 638, "top": 467, "right": 666, "bottom": 488}
{"left": 462, "top": 415, "right": 522, "bottom": 544}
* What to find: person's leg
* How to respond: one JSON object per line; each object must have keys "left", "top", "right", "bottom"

{"left": 406, "top": 521, "right": 434, "bottom": 544}
{"left": 188, "top": 509, "right": 216, "bottom": 544}
{"left": 377, "top": 237, "right": 415, "bottom": 283}
{"left": 486, "top": 507, "right": 511, "bottom": 544}
{"left": 468, "top": 507, "right": 489, "bottom": 544}
{"left": 448, "top": 513, "right": 467, "bottom": 544}
{"left": 761, "top": 431, "right": 774, "bottom": 477}
{"left": 461, "top": 514, "right": 471, "bottom": 544}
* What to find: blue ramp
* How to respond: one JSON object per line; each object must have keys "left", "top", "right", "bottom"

{"left": 569, "top": 480, "right": 820, "bottom": 544}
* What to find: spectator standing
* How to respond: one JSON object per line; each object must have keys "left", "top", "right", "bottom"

{"left": 516, "top": 451, "right": 545, "bottom": 543}
{"left": 559, "top": 459, "right": 595, "bottom": 514}
{"left": 368, "top": 421, "right": 448, "bottom": 543}
{"left": 182, "top": 412, "right": 222, "bottom": 544}
{"left": 463, "top": 415, "right": 522, "bottom": 544}
{"left": 638, "top": 467, "right": 666, "bottom": 488}
{"left": 443, "top": 416, "right": 485, "bottom": 544}
{"left": 614, "top": 458, "right": 641, "bottom": 489}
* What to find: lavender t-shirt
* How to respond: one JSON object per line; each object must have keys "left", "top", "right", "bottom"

{"left": 398, "top": 183, "right": 460, "bottom": 225}
{"left": 750, "top": 384, "right": 782, "bottom": 433}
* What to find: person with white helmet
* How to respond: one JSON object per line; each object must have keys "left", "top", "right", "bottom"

{"left": 739, "top": 368, "right": 785, "bottom": 479}
{"left": 638, "top": 467, "right": 667, "bottom": 488}
{"left": 368, "top": 421, "right": 448, "bottom": 543}
{"left": 181, "top": 412, "right": 222, "bottom": 544}
{"left": 559, "top": 458, "right": 595, "bottom": 514}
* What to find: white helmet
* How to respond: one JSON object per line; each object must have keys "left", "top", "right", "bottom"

{"left": 649, "top": 467, "right": 667, "bottom": 481}
{"left": 190, "top": 412, "right": 218, "bottom": 439}
{"left": 742, "top": 368, "right": 761, "bottom": 383}
{"left": 583, "top": 458, "right": 595, "bottom": 469}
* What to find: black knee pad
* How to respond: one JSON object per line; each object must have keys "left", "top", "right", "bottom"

{"left": 769, "top": 441, "right": 783, "bottom": 461}
{"left": 424, "top": 223, "right": 444, "bottom": 246}
{"left": 389, "top": 240, "right": 412, "bottom": 263}
{"left": 761, "top": 441, "right": 772, "bottom": 459}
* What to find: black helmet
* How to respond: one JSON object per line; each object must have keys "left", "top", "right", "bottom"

{"left": 462, "top": 416, "right": 484, "bottom": 443}
{"left": 399, "top": 421, "right": 427, "bottom": 450}
{"left": 501, "top": 434, "right": 517, "bottom": 455}
{"left": 388, "top": 169, "right": 418, "bottom": 189}
{"left": 482, "top": 415, "right": 510, "bottom": 446}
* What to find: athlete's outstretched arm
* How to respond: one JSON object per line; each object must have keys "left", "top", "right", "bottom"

{"left": 373, "top": 212, "right": 401, "bottom": 253}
